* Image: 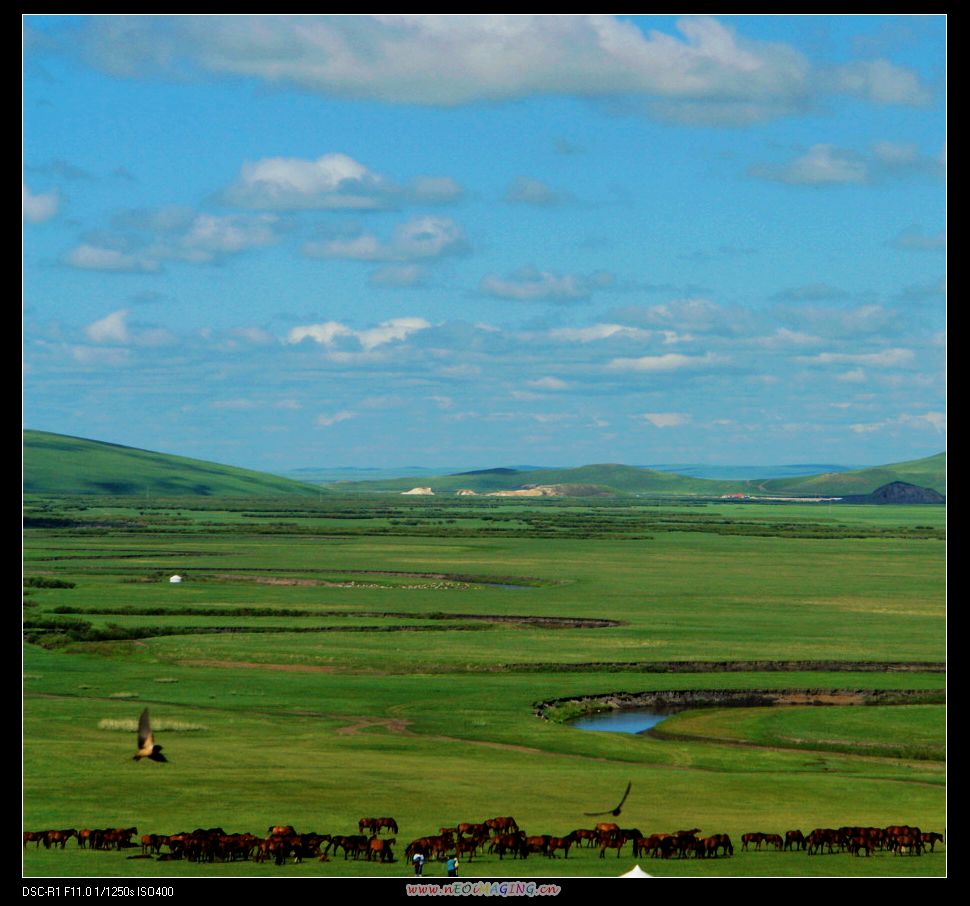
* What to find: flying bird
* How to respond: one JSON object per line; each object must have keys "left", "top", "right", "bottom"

{"left": 584, "top": 781, "right": 631, "bottom": 817}
{"left": 133, "top": 708, "right": 168, "bottom": 762}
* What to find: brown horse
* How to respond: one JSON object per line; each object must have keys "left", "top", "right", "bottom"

{"left": 547, "top": 833, "right": 578, "bottom": 858}
{"left": 485, "top": 816, "right": 519, "bottom": 835}
{"left": 360, "top": 817, "right": 399, "bottom": 836}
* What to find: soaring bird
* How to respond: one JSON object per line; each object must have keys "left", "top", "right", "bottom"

{"left": 133, "top": 708, "right": 168, "bottom": 762}
{"left": 584, "top": 781, "right": 631, "bottom": 817}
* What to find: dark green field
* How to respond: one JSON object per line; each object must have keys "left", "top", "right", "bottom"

{"left": 22, "top": 494, "right": 946, "bottom": 877}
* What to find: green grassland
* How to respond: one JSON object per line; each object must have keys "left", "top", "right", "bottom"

{"left": 23, "top": 431, "right": 321, "bottom": 497}
{"left": 22, "top": 494, "right": 946, "bottom": 878}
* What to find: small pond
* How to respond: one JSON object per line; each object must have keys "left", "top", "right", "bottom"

{"left": 568, "top": 709, "right": 670, "bottom": 734}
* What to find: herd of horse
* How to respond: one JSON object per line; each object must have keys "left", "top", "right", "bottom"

{"left": 23, "top": 818, "right": 944, "bottom": 867}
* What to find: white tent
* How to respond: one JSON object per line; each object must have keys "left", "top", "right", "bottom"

{"left": 619, "top": 864, "right": 653, "bottom": 878}
{"left": 169, "top": 575, "right": 183, "bottom": 583}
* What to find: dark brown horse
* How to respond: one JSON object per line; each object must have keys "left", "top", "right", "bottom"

{"left": 359, "top": 817, "right": 399, "bottom": 835}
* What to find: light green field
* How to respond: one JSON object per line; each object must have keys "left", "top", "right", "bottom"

{"left": 23, "top": 496, "right": 946, "bottom": 877}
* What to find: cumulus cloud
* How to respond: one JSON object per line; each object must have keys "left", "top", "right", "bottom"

{"left": 23, "top": 183, "right": 59, "bottom": 223}
{"left": 607, "top": 351, "right": 725, "bottom": 372}
{"left": 851, "top": 410, "right": 946, "bottom": 435}
{"left": 74, "top": 16, "right": 931, "bottom": 125}
{"left": 749, "top": 144, "right": 868, "bottom": 186}
{"left": 65, "top": 211, "right": 279, "bottom": 271}
{"left": 411, "top": 176, "right": 464, "bottom": 202}
{"left": 481, "top": 268, "right": 613, "bottom": 301}
{"left": 638, "top": 412, "right": 690, "bottom": 428}
{"left": 891, "top": 226, "right": 946, "bottom": 251}
{"left": 798, "top": 348, "right": 914, "bottom": 367}
{"left": 369, "top": 264, "right": 426, "bottom": 287}
{"left": 287, "top": 317, "right": 431, "bottom": 351}
{"left": 66, "top": 244, "right": 160, "bottom": 273}
{"left": 222, "top": 153, "right": 394, "bottom": 210}
{"left": 824, "top": 59, "right": 930, "bottom": 106}
{"left": 316, "top": 410, "right": 356, "bottom": 427}
{"left": 174, "top": 213, "right": 278, "bottom": 260}
{"left": 776, "top": 304, "right": 891, "bottom": 339}
{"left": 527, "top": 376, "right": 568, "bottom": 390}
{"left": 505, "top": 177, "right": 569, "bottom": 205}
{"left": 85, "top": 309, "right": 131, "bottom": 344}
{"left": 548, "top": 323, "right": 655, "bottom": 343}
{"left": 615, "top": 297, "right": 747, "bottom": 335}
{"left": 304, "top": 216, "right": 466, "bottom": 261}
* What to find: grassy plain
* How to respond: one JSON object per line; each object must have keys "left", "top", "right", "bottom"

{"left": 22, "top": 496, "right": 946, "bottom": 877}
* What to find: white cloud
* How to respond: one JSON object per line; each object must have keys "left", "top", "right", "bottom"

{"left": 620, "top": 297, "right": 745, "bottom": 335}
{"left": 891, "top": 226, "right": 946, "bottom": 251}
{"left": 871, "top": 140, "right": 920, "bottom": 166}
{"left": 826, "top": 59, "right": 930, "bottom": 106}
{"left": 639, "top": 412, "right": 689, "bottom": 428}
{"left": 70, "top": 345, "right": 130, "bottom": 366}
{"left": 304, "top": 216, "right": 465, "bottom": 261}
{"left": 369, "top": 264, "right": 426, "bottom": 287}
{"left": 287, "top": 321, "right": 355, "bottom": 346}
{"left": 66, "top": 244, "right": 160, "bottom": 273}
{"left": 80, "top": 16, "right": 930, "bottom": 126}
{"left": 750, "top": 144, "right": 868, "bottom": 186}
{"left": 852, "top": 410, "right": 946, "bottom": 435}
{"left": 506, "top": 177, "right": 567, "bottom": 205}
{"left": 84, "top": 309, "right": 131, "bottom": 344}
{"left": 607, "top": 352, "right": 724, "bottom": 372}
{"left": 481, "top": 268, "right": 612, "bottom": 301}
{"left": 316, "top": 410, "right": 356, "bottom": 427}
{"left": 287, "top": 317, "right": 431, "bottom": 351}
{"left": 836, "top": 368, "right": 867, "bottom": 383}
{"left": 798, "top": 348, "right": 914, "bottom": 367}
{"left": 357, "top": 317, "right": 431, "bottom": 351}
{"left": 223, "top": 153, "right": 395, "bottom": 210}
{"left": 549, "top": 323, "right": 653, "bottom": 343}
{"left": 411, "top": 176, "right": 463, "bottom": 202}
{"left": 175, "top": 213, "right": 278, "bottom": 259}
{"left": 23, "top": 183, "right": 59, "bottom": 223}
{"left": 900, "top": 411, "right": 946, "bottom": 432}
{"left": 527, "top": 376, "right": 568, "bottom": 390}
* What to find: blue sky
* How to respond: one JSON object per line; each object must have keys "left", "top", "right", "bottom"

{"left": 23, "top": 14, "right": 946, "bottom": 472}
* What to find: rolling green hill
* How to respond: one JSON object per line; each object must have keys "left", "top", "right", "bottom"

{"left": 756, "top": 453, "right": 946, "bottom": 496}
{"left": 330, "top": 454, "right": 946, "bottom": 498}
{"left": 23, "top": 431, "right": 321, "bottom": 497}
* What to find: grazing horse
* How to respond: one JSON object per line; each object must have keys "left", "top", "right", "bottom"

{"left": 598, "top": 831, "right": 626, "bottom": 859}
{"left": 546, "top": 833, "right": 577, "bottom": 859}
{"left": 489, "top": 833, "right": 528, "bottom": 860}
{"left": 695, "top": 834, "right": 733, "bottom": 857}
{"left": 360, "top": 817, "right": 398, "bottom": 836}
{"left": 921, "top": 831, "right": 944, "bottom": 852}
{"left": 367, "top": 837, "right": 396, "bottom": 863}
{"left": 784, "top": 830, "right": 805, "bottom": 851}
{"left": 485, "top": 816, "right": 519, "bottom": 836}
{"left": 741, "top": 832, "right": 766, "bottom": 851}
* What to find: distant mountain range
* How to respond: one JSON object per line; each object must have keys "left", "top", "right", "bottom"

{"left": 326, "top": 454, "right": 946, "bottom": 498}
{"left": 23, "top": 430, "right": 945, "bottom": 499}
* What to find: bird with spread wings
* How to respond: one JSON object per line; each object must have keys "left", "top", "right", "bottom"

{"left": 584, "top": 781, "right": 631, "bottom": 817}
{"left": 133, "top": 708, "right": 168, "bottom": 762}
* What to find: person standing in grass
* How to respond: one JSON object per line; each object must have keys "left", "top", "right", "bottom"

{"left": 412, "top": 852, "right": 425, "bottom": 876}
{"left": 447, "top": 855, "right": 459, "bottom": 877}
